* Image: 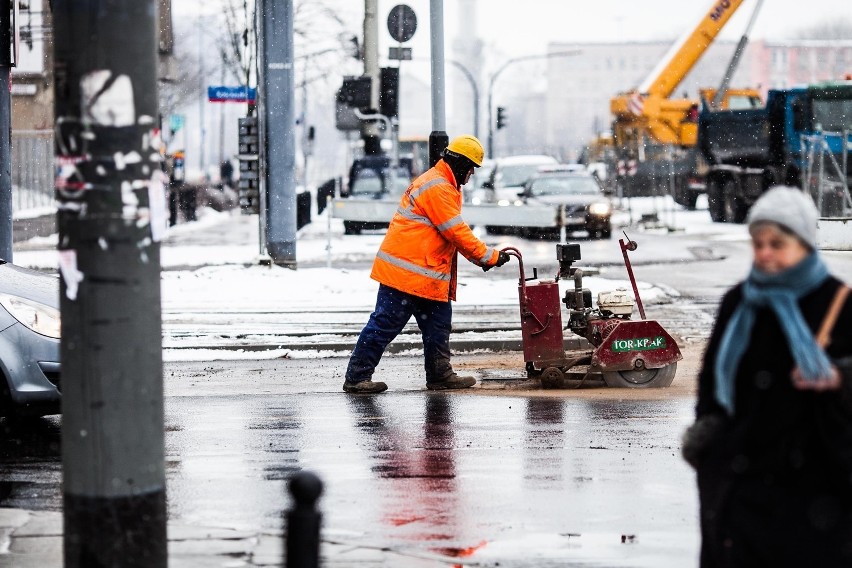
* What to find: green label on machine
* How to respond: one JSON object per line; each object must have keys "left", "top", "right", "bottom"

{"left": 611, "top": 336, "right": 667, "bottom": 352}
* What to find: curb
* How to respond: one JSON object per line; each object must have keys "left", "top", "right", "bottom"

{"left": 164, "top": 336, "right": 592, "bottom": 354}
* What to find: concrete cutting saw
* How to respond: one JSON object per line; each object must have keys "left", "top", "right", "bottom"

{"left": 503, "top": 235, "right": 681, "bottom": 388}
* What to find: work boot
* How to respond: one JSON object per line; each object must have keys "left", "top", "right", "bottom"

{"left": 426, "top": 373, "right": 476, "bottom": 391}
{"left": 342, "top": 380, "right": 388, "bottom": 394}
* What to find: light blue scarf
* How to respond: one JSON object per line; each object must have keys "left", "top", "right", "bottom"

{"left": 714, "top": 252, "right": 831, "bottom": 415}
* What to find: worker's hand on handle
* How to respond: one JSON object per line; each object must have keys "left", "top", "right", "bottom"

{"left": 482, "top": 251, "right": 511, "bottom": 272}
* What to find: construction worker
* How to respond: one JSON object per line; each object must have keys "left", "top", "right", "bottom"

{"left": 344, "top": 135, "right": 511, "bottom": 393}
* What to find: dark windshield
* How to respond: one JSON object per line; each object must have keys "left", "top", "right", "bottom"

{"left": 812, "top": 98, "right": 852, "bottom": 133}
{"left": 350, "top": 168, "right": 411, "bottom": 196}
{"left": 529, "top": 175, "right": 600, "bottom": 197}
{"left": 498, "top": 164, "right": 548, "bottom": 187}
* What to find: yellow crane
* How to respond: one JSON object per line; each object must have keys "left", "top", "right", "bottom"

{"left": 610, "top": 0, "right": 762, "bottom": 151}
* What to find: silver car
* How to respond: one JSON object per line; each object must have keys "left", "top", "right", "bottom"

{"left": 518, "top": 169, "right": 613, "bottom": 240}
{"left": 0, "top": 263, "right": 61, "bottom": 418}
{"left": 480, "top": 155, "right": 559, "bottom": 234}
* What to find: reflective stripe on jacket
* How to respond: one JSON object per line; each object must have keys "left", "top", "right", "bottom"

{"left": 370, "top": 160, "right": 500, "bottom": 301}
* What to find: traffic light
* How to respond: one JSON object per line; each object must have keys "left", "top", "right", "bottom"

{"left": 496, "top": 106, "right": 508, "bottom": 130}
{"left": 379, "top": 67, "right": 399, "bottom": 118}
{"left": 237, "top": 116, "right": 260, "bottom": 215}
{"left": 338, "top": 76, "right": 372, "bottom": 109}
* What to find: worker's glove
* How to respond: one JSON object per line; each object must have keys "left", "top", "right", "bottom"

{"left": 483, "top": 251, "right": 511, "bottom": 272}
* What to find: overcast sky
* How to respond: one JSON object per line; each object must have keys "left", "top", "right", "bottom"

{"left": 176, "top": 1, "right": 850, "bottom": 39}
{"left": 403, "top": 0, "right": 851, "bottom": 59}
{"left": 173, "top": 0, "right": 851, "bottom": 67}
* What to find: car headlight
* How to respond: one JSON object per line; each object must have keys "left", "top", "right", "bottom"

{"left": 471, "top": 196, "right": 482, "bottom": 205}
{"left": 0, "top": 293, "right": 61, "bottom": 338}
{"left": 588, "top": 202, "right": 612, "bottom": 216}
{"left": 497, "top": 199, "right": 510, "bottom": 206}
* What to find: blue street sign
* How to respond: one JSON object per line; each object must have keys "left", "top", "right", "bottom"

{"left": 207, "top": 85, "right": 257, "bottom": 103}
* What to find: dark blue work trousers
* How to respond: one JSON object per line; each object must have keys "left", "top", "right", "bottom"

{"left": 346, "top": 284, "right": 453, "bottom": 384}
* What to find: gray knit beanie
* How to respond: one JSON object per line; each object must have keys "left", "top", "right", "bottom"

{"left": 747, "top": 185, "right": 818, "bottom": 249}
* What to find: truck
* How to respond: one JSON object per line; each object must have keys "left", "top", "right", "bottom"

{"left": 698, "top": 81, "right": 852, "bottom": 223}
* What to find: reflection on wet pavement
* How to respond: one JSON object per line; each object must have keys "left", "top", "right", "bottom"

{"left": 0, "top": 417, "right": 61, "bottom": 511}
{"left": 2, "top": 391, "right": 699, "bottom": 566}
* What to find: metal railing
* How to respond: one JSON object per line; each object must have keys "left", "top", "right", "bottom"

{"left": 11, "top": 130, "right": 55, "bottom": 213}
{"left": 801, "top": 130, "right": 852, "bottom": 218}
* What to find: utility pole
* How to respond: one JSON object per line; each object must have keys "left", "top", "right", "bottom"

{"left": 428, "top": 0, "right": 448, "bottom": 166}
{"left": 362, "top": 0, "right": 381, "bottom": 155}
{"left": 259, "top": 0, "right": 297, "bottom": 266}
{"left": 53, "top": 1, "right": 167, "bottom": 566}
{"left": 0, "top": 0, "right": 12, "bottom": 262}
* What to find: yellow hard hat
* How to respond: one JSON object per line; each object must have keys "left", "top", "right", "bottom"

{"left": 446, "top": 135, "right": 485, "bottom": 167}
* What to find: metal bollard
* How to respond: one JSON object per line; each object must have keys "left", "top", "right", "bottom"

{"left": 285, "top": 470, "right": 324, "bottom": 568}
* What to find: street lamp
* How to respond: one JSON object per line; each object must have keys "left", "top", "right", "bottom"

{"left": 487, "top": 50, "right": 582, "bottom": 158}
{"left": 449, "top": 60, "right": 480, "bottom": 139}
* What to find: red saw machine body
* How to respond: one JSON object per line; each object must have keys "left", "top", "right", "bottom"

{"left": 504, "top": 237, "right": 681, "bottom": 388}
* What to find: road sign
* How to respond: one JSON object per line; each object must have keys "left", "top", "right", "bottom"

{"left": 207, "top": 85, "right": 257, "bottom": 103}
{"left": 388, "top": 47, "right": 412, "bottom": 61}
{"left": 387, "top": 4, "right": 417, "bottom": 43}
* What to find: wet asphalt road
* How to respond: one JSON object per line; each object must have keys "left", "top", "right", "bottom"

{"left": 5, "top": 216, "right": 852, "bottom": 566}
{"left": 1, "top": 353, "right": 701, "bottom": 567}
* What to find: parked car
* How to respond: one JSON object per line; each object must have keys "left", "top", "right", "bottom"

{"left": 517, "top": 167, "right": 613, "bottom": 240}
{"left": 0, "top": 262, "right": 61, "bottom": 418}
{"left": 480, "top": 155, "right": 559, "bottom": 234}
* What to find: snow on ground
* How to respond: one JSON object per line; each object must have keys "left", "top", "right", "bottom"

{"left": 161, "top": 347, "right": 336, "bottom": 362}
{"left": 14, "top": 197, "right": 718, "bottom": 361}
{"left": 160, "top": 263, "right": 668, "bottom": 312}
{"left": 15, "top": 196, "right": 702, "bottom": 319}
{"left": 13, "top": 205, "right": 55, "bottom": 220}
{"left": 611, "top": 194, "right": 748, "bottom": 240}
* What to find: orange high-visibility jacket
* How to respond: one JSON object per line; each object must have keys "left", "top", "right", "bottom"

{"left": 371, "top": 160, "right": 501, "bottom": 302}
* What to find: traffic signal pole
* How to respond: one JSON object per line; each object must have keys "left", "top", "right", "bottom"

{"left": 53, "top": 1, "right": 167, "bottom": 566}
{"left": 486, "top": 51, "right": 580, "bottom": 157}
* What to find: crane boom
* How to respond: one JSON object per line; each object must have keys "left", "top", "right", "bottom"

{"left": 639, "top": 0, "right": 746, "bottom": 99}
{"left": 610, "top": 0, "right": 759, "bottom": 147}
{"left": 602, "top": 0, "right": 764, "bottom": 209}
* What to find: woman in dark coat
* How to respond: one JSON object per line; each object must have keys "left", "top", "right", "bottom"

{"left": 687, "top": 186, "right": 852, "bottom": 567}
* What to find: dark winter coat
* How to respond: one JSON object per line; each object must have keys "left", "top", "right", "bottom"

{"left": 694, "top": 276, "right": 852, "bottom": 568}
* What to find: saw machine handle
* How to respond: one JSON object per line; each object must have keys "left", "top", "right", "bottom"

{"left": 619, "top": 232, "right": 646, "bottom": 320}
{"left": 502, "top": 247, "right": 536, "bottom": 311}
{"left": 501, "top": 246, "right": 524, "bottom": 281}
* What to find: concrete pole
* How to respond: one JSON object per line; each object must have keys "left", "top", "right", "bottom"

{"left": 260, "top": 0, "right": 297, "bottom": 267}
{"left": 362, "top": 0, "right": 381, "bottom": 154}
{"left": 428, "top": 0, "right": 448, "bottom": 166}
{"left": 0, "top": 0, "right": 12, "bottom": 262}
{"left": 53, "top": 0, "right": 166, "bottom": 565}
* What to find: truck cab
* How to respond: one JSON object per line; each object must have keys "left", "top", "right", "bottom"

{"left": 698, "top": 81, "right": 852, "bottom": 222}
